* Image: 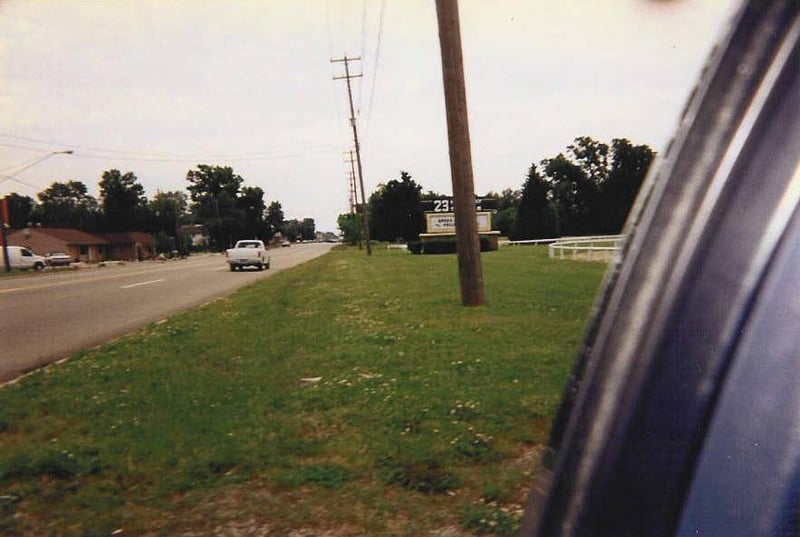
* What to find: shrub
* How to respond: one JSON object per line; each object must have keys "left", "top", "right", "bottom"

{"left": 422, "top": 236, "right": 493, "bottom": 254}
{"left": 423, "top": 238, "right": 457, "bottom": 254}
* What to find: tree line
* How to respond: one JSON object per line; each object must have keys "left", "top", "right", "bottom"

{"left": 339, "top": 136, "right": 655, "bottom": 244}
{"left": 4, "top": 164, "right": 315, "bottom": 253}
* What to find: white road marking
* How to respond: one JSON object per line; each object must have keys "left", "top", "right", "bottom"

{"left": 121, "top": 279, "right": 164, "bottom": 290}
{"left": 0, "top": 259, "right": 220, "bottom": 295}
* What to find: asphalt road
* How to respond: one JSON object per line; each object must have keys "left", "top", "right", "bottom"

{"left": 0, "top": 242, "right": 335, "bottom": 383}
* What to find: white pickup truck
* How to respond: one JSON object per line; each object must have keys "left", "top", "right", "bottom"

{"left": 225, "top": 240, "right": 270, "bottom": 271}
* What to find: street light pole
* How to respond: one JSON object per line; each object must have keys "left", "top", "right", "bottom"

{"left": 0, "top": 150, "right": 74, "bottom": 183}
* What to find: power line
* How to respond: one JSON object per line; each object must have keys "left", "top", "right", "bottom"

{"left": 324, "top": 0, "right": 335, "bottom": 57}
{"left": 324, "top": 0, "right": 352, "bottom": 152}
{"left": 0, "top": 151, "right": 73, "bottom": 193}
{"left": 0, "top": 174, "right": 48, "bottom": 195}
{"left": 0, "top": 134, "right": 341, "bottom": 163}
{"left": 68, "top": 147, "right": 341, "bottom": 164}
{"left": 358, "top": 0, "right": 369, "bottom": 114}
{"left": 360, "top": 0, "right": 369, "bottom": 62}
{"left": 1, "top": 153, "right": 60, "bottom": 175}
{"left": 364, "top": 0, "right": 388, "bottom": 137}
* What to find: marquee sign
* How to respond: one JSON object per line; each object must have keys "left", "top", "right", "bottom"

{"left": 421, "top": 197, "right": 497, "bottom": 213}
{"left": 425, "top": 211, "right": 493, "bottom": 234}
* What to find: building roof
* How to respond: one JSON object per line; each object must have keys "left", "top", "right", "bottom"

{"left": 7, "top": 227, "right": 109, "bottom": 252}
{"left": 39, "top": 228, "right": 110, "bottom": 245}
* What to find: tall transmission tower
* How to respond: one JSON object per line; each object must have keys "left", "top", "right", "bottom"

{"left": 331, "top": 55, "right": 372, "bottom": 255}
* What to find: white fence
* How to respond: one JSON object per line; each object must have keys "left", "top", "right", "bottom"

{"left": 499, "top": 238, "right": 560, "bottom": 246}
{"left": 391, "top": 235, "right": 625, "bottom": 261}
{"left": 546, "top": 235, "right": 626, "bottom": 262}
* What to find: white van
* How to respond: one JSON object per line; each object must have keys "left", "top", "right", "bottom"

{"left": 2, "top": 246, "right": 47, "bottom": 271}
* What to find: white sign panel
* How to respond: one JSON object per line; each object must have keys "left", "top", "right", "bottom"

{"left": 425, "top": 211, "right": 492, "bottom": 234}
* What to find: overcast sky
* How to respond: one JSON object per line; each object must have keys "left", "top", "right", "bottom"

{"left": 0, "top": 0, "right": 738, "bottom": 232}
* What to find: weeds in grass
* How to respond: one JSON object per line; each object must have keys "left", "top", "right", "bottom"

{"left": 379, "top": 455, "right": 460, "bottom": 494}
{"left": 451, "top": 431, "right": 502, "bottom": 464}
{"left": 460, "top": 499, "right": 524, "bottom": 536}
{"left": 278, "top": 463, "right": 353, "bottom": 489}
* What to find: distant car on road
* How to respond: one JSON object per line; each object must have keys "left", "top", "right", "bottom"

{"left": 282, "top": 240, "right": 291, "bottom": 247}
{"left": 45, "top": 252, "right": 73, "bottom": 267}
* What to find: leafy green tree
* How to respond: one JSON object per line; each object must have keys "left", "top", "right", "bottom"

{"left": 149, "top": 190, "right": 188, "bottom": 233}
{"left": 299, "top": 218, "right": 316, "bottom": 241}
{"left": 338, "top": 212, "right": 361, "bottom": 245}
{"left": 185, "top": 165, "right": 244, "bottom": 249}
{"left": 99, "top": 169, "right": 147, "bottom": 232}
{"left": 568, "top": 136, "right": 609, "bottom": 186}
{"left": 34, "top": 180, "right": 99, "bottom": 230}
{"left": 186, "top": 165, "right": 243, "bottom": 207}
{"left": 266, "top": 201, "right": 284, "bottom": 239}
{"left": 213, "top": 190, "right": 244, "bottom": 249}
{"left": 542, "top": 154, "right": 598, "bottom": 236}
{"left": 514, "top": 164, "right": 556, "bottom": 239}
{"left": 598, "top": 138, "right": 655, "bottom": 233}
{"left": 516, "top": 136, "right": 653, "bottom": 238}
{"left": 282, "top": 219, "right": 300, "bottom": 242}
{"left": 148, "top": 190, "right": 189, "bottom": 252}
{"left": 369, "top": 171, "right": 424, "bottom": 242}
{"left": 4, "top": 192, "right": 36, "bottom": 229}
{"left": 485, "top": 188, "right": 520, "bottom": 238}
{"left": 237, "top": 186, "right": 266, "bottom": 240}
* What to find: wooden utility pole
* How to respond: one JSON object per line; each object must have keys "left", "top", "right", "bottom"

{"left": 435, "top": 0, "right": 485, "bottom": 306}
{"left": 344, "top": 150, "right": 364, "bottom": 249}
{"left": 332, "top": 55, "right": 372, "bottom": 255}
{"left": 1, "top": 197, "right": 11, "bottom": 272}
{"left": 347, "top": 171, "right": 356, "bottom": 214}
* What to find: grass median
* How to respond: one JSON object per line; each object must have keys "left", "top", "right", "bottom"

{"left": 0, "top": 245, "right": 605, "bottom": 536}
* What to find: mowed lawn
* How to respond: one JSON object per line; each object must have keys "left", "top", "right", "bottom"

{"left": 0, "top": 245, "right": 606, "bottom": 536}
